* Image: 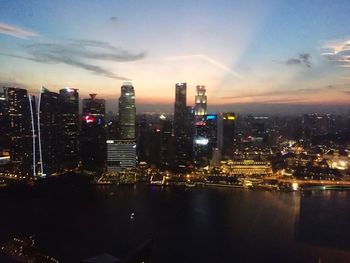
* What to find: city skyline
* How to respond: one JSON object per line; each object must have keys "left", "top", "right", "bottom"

{"left": 0, "top": 0, "right": 350, "bottom": 112}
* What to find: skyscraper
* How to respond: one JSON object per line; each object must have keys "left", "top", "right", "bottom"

{"left": 106, "top": 140, "right": 136, "bottom": 172}
{"left": 218, "top": 112, "right": 236, "bottom": 159}
{"left": 37, "top": 87, "right": 61, "bottom": 176}
{"left": 160, "top": 115, "right": 174, "bottom": 168}
{"left": 81, "top": 94, "right": 106, "bottom": 172}
{"left": 0, "top": 91, "right": 9, "bottom": 157}
{"left": 194, "top": 85, "right": 207, "bottom": 116}
{"left": 173, "top": 83, "right": 193, "bottom": 168}
{"left": 118, "top": 82, "right": 136, "bottom": 140}
{"left": 4, "top": 87, "right": 36, "bottom": 176}
{"left": 194, "top": 114, "right": 218, "bottom": 166}
{"left": 59, "top": 87, "right": 80, "bottom": 170}
{"left": 107, "top": 82, "right": 136, "bottom": 172}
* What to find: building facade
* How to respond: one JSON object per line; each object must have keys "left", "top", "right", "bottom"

{"left": 4, "top": 87, "right": 36, "bottom": 176}
{"left": 194, "top": 85, "right": 207, "bottom": 116}
{"left": 106, "top": 83, "right": 136, "bottom": 172}
{"left": 173, "top": 83, "right": 193, "bottom": 169}
{"left": 118, "top": 82, "right": 136, "bottom": 140}
{"left": 37, "top": 87, "right": 61, "bottom": 176}
{"left": 106, "top": 140, "right": 136, "bottom": 172}
{"left": 219, "top": 112, "right": 236, "bottom": 159}
{"left": 59, "top": 87, "right": 80, "bottom": 170}
{"left": 194, "top": 114, "right": 218, "bottom": 166}
{"left": 81, "top": 94, "right": 106, "bottom": 172}
{"left": 160, "top": 115, "right": 173, "bottom": 168}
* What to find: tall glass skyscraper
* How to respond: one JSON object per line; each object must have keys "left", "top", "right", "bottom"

{"left": 4, "top": 87, "right": 35, "bottom": 176}
{"left": 173, "top": 83, "right": 193, "bottom": 168}
{"left": 0, "top": 91, "right": 9, "bottom": 160}
{"left": 37, "top": 87, "right": 61, "bottom": 176}
{"left": 218, "top": 112, "right": 236, "bottom": 159}
{"left": 118, "top": 82, "right": 136, "bottom": 140}
{"left": 107, "top": 82, "right": 136, "bottom": 172}
{"left": 194, "top": 114, "right": 218, "bottom": 166}
{"left": 59, "top": 87, "right": 80, "bottom": 170}
{"left": 194, "top": 85, "right": 207, "bottom": 116}
{"left": 81, "top": 94, "right": 106, "bottom": 172}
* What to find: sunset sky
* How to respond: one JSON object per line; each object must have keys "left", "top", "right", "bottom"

{"left": 0, "top": 0, "right": 350, "bottom": 112}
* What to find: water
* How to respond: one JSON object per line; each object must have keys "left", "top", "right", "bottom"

{"left": 1, "top": 183, "right": 350, "bottom": 262}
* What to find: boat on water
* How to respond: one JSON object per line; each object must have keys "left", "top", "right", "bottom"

{"left": 185, "top": 182, "right": 196, "bottom": 188}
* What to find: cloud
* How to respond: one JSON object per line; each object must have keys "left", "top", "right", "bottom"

{"left": 0, "top": 22, "right": 38, "bottom": 39}
{"left": 163, "top": 54, "right": 242, "bottom": 79}
{"left": 286, "top": 53, "right": 312, "bottom": 68}
{"left": 320, "top": 38, "right": 350, "bottom": 67}
{"left": 2, "top": 39, "right": 146, "bottom": 80}
{"left": 26, "top": 40, "right": 146, "bottom": 62}
{"left": 220, "top": 85, "right": 343, "bottom": 100}
{"left": 110, "top": 16, "right": 118, "bottom": 22}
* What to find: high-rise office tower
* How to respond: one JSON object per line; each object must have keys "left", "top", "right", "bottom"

{"left": 0, "top": 91, "right": 9, "bottom": 155}
{"left": 81, "top": 94, "right": 106, "bottom": 172}
{"left": 107, "top": 82, "right": 136, "bottom": 172}
{"left": 194, "top": 85, "right": 207, "bottom": 116}
{"left": 173, "top": 83, "right": 193, "bottom": 168}
{"left": 160, "top": 115, "right": 173, "bottom": 168}
{"left": 119, "top": 82, "right": 136, "bottom": 140}
{"left": 194, "top": 114, "right": 218, "bottom": 166}
{"left": 247, "top": 115, "right": 270, "bottom": 145}
{"left": 302, "top": 113, "right": 334, "bottom": 143}
{"left": 4, "top": 87, "right": 36, "bottom": 176}
{"left": 106, "top": 140, "right": 136, "bottom": 172}
{"left": 135, "top": 114, "right": 161, "bottom": 165}
{"left": 218, "top": 112, "right": 236, "bottom": 159}
{"left": 37, "top": 87, "right": 61, "bottom": 176}
{"left": 59, "top": 87, "right": 80, "bottom": 170}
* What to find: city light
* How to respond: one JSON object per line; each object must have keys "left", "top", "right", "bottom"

{"left": 292, "top": 182, "right": 299, "bottom": 191}
{"left": 206, "top": 115, "right": 216, "bottom": 120}
{"left": 195, "top": 137, "right": 209, "bottom": 145}
{"left": 82, "top": 115, "right": 95, "bottom": 124}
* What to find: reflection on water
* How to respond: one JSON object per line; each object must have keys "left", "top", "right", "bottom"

{"left": 1, "top": 185, "right": 350, "bottom": 262}
{"left": 296, "top": 190, "right": 350, "bottom": 249}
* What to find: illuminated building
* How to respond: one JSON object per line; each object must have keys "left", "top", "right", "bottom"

{"left": 160, "top": 115, "right": 173, "bottom": 167}
{"left": 119, "top": 82, "right": 136, "bottom": 140}
{"left": 106, "top": 140, "right": 136, "bottom": 172}
{"left": 106, "top": 83, "right": 136, "bottom": 172}
{"left": 37, "top": 87, "right": 61, "bottom": 176}
{"left": 245, "top": 115, "right": 269, "bottom": 144}
{"left": 302, "top": 113, "right": 335, "bottom": 143}
{"left": 0, "top": 91, "right": 10, "bottom": 158}
{"left": 81, "top": 94, "right": 106, "bottom": 172}
{"left": 221, "top": 159, "right": 272, "bottom": 176}
{"left": 194, "top": 85, "right": 207, "bottom": 116}
{"left": 173, "top": 83, "right": 193, "bottom": 168}
{"left": 218, "top": 112, "right": 236, "bottom": 159}
{"left": 194, "top": 114, "right": 218, "bottom": 166}
{"left": 3, "top": 87, "right": 36, "bottom": 176}
{"left": 59, "top": 87, "right": 80, "bottom": 170}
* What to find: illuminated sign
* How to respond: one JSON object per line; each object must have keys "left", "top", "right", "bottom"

{"left": 227, "top": 116, "right": 235, "bottom": 120}
{"left": 196, "top": 121, "right": 206, "bottom": 126}
{"left": 82, "top": 115, "right": 95, "bottom": 124}
{"left": 206, "top": 115, "right": 216, "bottom": 120}
{"left": 195, "top": 137, "right": 209, "bottom": 145}
{"left": 106, "top": 140, "right": 114, "bottom": 144}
